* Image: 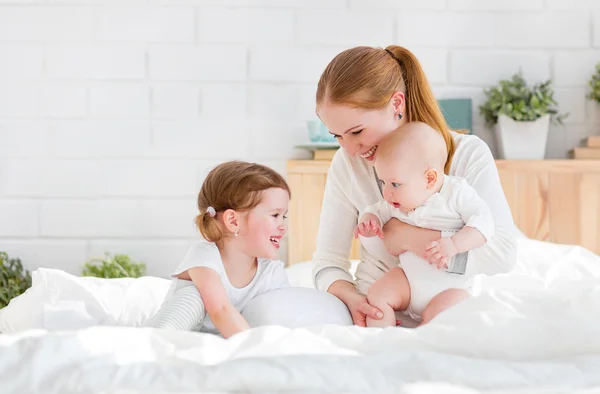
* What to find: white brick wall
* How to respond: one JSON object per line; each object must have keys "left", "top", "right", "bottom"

{"left": 495, "top": 12, "right": 589, "bottom": 48}
{"left": 449, "top": 51, "right": 550, "bottom": 86}
{"left": 197, "top": 8, "right": 295, "bottom": 43}
{"left": 39, "top": 84, "right": 88, "bottom": 119}
{"left": 200, "top": 84, "right": 247, "bottom": 119}
{"left": 49, "top": 122, "right": 151, "bottom": 158}
{"left": 554, "top": 51, "right": 600, "bottom": 86}
{"left": 0, "top": 201, "right": 38, "bottom": 237}
{"left": 0, "top": 45, "right": 44, "bottom": 80}
{"left": 448, "top": 0, "right": 544, "bottom": 11}
{"left": 47, "top": 45, "right": 146, "bottom": 80}
{"left": 94, "top": 6, "right": 195, "bottom": 43}
{"left": 397, "top": 12, "right": 494, "bottom": 48}
{"left": 152, "top": 84, "right": 200, "bottom": 119}
{"left": 0, "top": 123, "right": 49, "bottom": 158}
{"left": 0, "top": 83, "right": 37, "bottom": 118}
{"left": 0, "top": 1, "right": 598, "bottom": 276}
{"left": 149, "top": 44, "right": 247, "bottom": 81}
{"left": 0, "top": 7, "right": 92, "bottom": 41}
{"left": 90, "top": 84, "right": 150, "bottom": 118}
{"left": 250, "top": 46, "right": 344, "bottom": 82}
{"left": 296, "top": 11, "right": 394, "bottom": 46}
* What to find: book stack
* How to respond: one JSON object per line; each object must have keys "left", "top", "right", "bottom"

{"left": 571, "top": 136, "right": 600, "bottom": 159}
{"left": 313, "top": 149, "right": 339, "bottom": 160}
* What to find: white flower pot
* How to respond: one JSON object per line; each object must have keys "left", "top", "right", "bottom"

{"left": 495, "top": 114, "right": 551, "bottom": 160}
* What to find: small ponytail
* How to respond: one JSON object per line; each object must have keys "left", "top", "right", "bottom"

{"left": 196, "top": 211, "right": 223, "bottom": 243}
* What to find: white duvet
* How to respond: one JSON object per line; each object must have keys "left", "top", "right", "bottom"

{"left": 2, "top": 238, "right": 600, "bottom": 393}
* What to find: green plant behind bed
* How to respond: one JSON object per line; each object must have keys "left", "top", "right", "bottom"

{"left": 81, "top": 253, "right": 146, "bottom": 279}
{"left": 479, "top": 71, "right": 568, "bottom": 128}
{"left": 587, "top": 62, "right": 600, "bottom": 104}
{"left": 0, "top": 252, "right": 32, "bottom": 309}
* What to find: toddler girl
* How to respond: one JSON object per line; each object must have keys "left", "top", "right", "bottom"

{"left": 145, "top": 161, "right": 290, "bottom": 338}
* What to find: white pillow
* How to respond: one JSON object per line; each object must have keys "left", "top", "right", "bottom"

{"left": 0, "top": 268, "right": 171, "bottom": 334}
{"left": 242, "top": 287, "right": 353, "bottom": 328}
{"left": 242, "top": 261, "right": 357, "bottom": 328}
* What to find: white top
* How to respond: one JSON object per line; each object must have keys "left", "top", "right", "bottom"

{"left": 363, "top": 175, "right": 495, "bottom": 241}
{"left": 173, "top": 242, "right": 290, "bottom": 331}
{"left": 312, "top": 132, "right": 518, "bottom": 292}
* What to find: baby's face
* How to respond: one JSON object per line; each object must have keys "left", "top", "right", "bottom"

{"left": 375, "top": 156, "right": 432, "bottom": 213}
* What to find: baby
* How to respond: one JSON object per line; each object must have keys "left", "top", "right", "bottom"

{"left": 354, "top": 122, "right": 495, "bottom": 327}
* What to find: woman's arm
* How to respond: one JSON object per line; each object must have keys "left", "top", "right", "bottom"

{"left": 311, "top": 152, "right": 382, "bottom": 325}
{"left": 312, "top": 152, "right": 361, "bottom": 292}
{"left": 452, "top": 138, "right": 517, "bottom": 275}
{"left": 188, "top": 267, "right": 250, "bottom": 338}
{"left": 383, "top": 220, "right": 440, "bottom": 257}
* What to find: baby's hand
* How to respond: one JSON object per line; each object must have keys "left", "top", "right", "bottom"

{"left": 354, "top": 213, "right": 384, "bottom": 239}
{"left": 424, "top": 237, "right": 458, "bottom": 269}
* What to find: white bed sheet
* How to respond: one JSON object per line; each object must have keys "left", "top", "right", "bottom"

{"left": 1, "top": 238, "right": 600, "bottom": 393}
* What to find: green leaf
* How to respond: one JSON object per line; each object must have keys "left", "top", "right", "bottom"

{"left": 479, "top": 70, "right": 567, "bottom": 128}
{"left": 81, "top": 252, "right": 146, "bottom": 279}
{"left": 0, "top": 252, "right": 32, "bottom": 309}
{"left": 588, "top": 62, "right": 600, "bottom": 105}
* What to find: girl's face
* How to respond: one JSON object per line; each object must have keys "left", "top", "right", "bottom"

{"left": 316, "top": 94, "right": 406, "bottom": 162}
{"left": 238, "top": 187, "right": 289, "bottom": 260}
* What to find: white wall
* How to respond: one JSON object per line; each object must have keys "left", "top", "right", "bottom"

{"left": 0, "top": 0, "right": 598, "bottom": 277}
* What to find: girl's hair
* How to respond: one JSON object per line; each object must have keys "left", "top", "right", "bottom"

{"left": 196, "top": 161, "right": 290, "bottom": 243}
{"left": 316, "top": 45, "right": 456, "bottom": 174}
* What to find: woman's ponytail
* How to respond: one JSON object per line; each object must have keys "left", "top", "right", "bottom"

{"left": 385, "top": 45, "right": 456, "bottom": 174}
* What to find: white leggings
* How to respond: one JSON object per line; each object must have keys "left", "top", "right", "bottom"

{"left": 144, "top": 279, "right": 206, "bottom": 331}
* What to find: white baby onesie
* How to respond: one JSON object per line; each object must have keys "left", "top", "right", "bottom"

{"left": 365, "top": 175, "right": 495, "bottom": 244}
{"left": 146, "top": 241, "right": 289, "bottom": 333}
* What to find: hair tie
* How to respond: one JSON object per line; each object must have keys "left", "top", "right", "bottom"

{"left": 206, "top": 206, "right": 216, "bottom": 218}
{"left": 384, "top": 48, "right": 402, "bottom": 67}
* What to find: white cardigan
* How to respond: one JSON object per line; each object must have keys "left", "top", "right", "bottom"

{"left": 311, "top": 132, "right": 518, "bottom": 292}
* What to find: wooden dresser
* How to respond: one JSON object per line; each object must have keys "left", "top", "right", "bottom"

{"left": 287, "top": 158, "right": 600, "bottom": 265}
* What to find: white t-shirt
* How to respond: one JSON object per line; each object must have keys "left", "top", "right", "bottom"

{"left": 312, "top": 132, "right": 518, "bottom": 293}
{"left": 364, "top": 175, "right": 495, "bottom": 241}
{"left": 172, "top": 242, "right": 290, "bottom": 332}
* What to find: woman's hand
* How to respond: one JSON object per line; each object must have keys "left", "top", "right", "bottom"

{"left": 346, "top": 293, "right": 384, "bottom": 327}
{"left": 328, "top": 280, "right": 382, "bottom": 327}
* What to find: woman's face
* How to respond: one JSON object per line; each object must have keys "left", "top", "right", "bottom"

{"left": 317, "top": 93, "right": 406, "bottom": 162}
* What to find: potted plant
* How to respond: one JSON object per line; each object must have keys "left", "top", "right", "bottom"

{"left": 0, "top": 252, "right": 32, "bottom": 309}
{"left": 587, "top": 62, "right": 600, "bottom": 105}
{"left": 82, "top": 252, "right": 146, "bottom": 279}
{"left": 480, "top": 72, "right": 567, "bottom": 160}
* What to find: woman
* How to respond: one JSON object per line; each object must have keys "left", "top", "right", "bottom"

{"left": 311, "top": 45, "right": 517, "bottom": 327}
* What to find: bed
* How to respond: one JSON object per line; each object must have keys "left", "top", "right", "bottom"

{"left": 1, "top": 237, "right": 600, "bottom": 393}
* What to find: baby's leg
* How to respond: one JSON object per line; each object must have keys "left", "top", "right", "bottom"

{"left": 144, "top": 280, "right": 206, "bottom": 331}
{"left": 420, "top": 288, "right": 470, "bottom": 325}
{"left": 366, "top": 267, "right": 411, "bottom": 328}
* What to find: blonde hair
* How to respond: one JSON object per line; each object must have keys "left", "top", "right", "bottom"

{"left": 196, "top": 161, "right": 290, "bottom": 243}
{"left": 316, "top": 45, "right": 456, "bottom": 174}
